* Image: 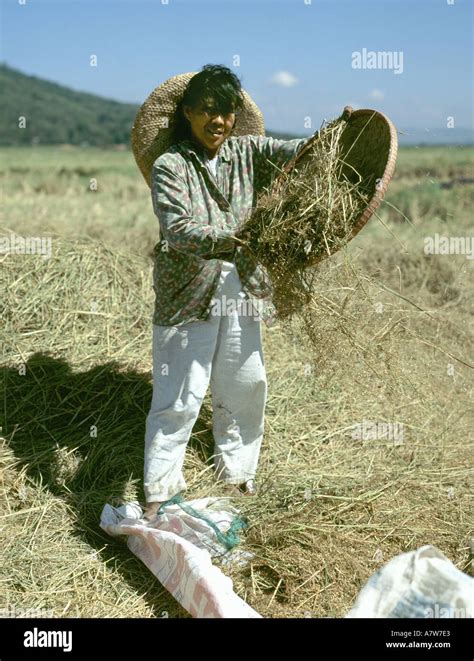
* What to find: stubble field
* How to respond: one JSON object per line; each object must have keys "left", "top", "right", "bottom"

{"left": 1, "top": 144, "right": 472, "bottom": 617}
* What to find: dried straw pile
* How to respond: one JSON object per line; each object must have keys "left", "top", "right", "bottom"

{"left": 1, "top": 230, "right": 472, "bottom": 618}
{"left": 1, "top": 136, "right": 472, "bottom": 620}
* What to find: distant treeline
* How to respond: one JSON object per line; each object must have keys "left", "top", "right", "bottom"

{"left": 0, "top": 64, "right": 138, "bottom": 146}
{"left": 0, "top": 64, "right": 299, "bottom": 146}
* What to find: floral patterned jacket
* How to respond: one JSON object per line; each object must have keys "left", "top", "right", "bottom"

{"left": 150, "top": 133, "right": 309, "bottom": 326}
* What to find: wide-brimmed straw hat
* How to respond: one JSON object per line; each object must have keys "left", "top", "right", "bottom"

{"left": 131, "top": 71, "right": 265, "bottom": 188}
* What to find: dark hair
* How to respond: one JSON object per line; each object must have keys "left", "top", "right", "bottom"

{"left": 172, "top": 64, "right": 245, "bottom": 144}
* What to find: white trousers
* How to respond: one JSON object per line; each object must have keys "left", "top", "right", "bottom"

{"left": 143, "top": 262, "right": 267, "bottom": 503}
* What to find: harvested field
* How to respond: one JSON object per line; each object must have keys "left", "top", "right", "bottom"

{"left": 1, "top": 145, "right": 473, "bottom": 618}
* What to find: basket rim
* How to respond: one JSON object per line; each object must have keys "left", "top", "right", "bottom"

{"left": 279, "top": 107, "right": 398, "bottom": 267}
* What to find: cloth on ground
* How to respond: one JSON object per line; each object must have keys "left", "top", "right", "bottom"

{"left": 100, "top": 496, "right": 260, "bottom": 618}
{"left": 346, "top": 544, "right": 473, "bottom": 618}
{"left": 101, "top": 497, "right": 472, "bottom": 620}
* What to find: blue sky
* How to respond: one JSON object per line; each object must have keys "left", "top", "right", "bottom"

{"left": 1, "top": 0, "right": 473, "bottom": 137}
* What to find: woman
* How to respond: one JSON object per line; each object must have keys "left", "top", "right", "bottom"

{"left": 143, "top": 64, "right": 310, "bottom": 520}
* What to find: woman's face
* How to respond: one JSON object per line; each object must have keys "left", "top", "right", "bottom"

{"left": 184, "top": 99, "right": 237, "bottom": 157}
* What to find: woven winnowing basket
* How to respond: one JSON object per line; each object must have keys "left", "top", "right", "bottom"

{"left": 274, "top": 106, "right": 398, "bottom": 267}
{"left": 131, "top": 72, "right": 266, "bottom": 188}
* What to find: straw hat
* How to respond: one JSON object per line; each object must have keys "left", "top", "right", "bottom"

{"left": 131, "top": 71, "right": 265, "bottom": 188}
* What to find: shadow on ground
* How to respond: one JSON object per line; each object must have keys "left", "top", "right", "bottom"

{"left": 1, "top": 352, "right": 216, "bottom": 617}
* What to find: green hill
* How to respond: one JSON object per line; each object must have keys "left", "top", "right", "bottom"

{"left": 0, "top": 64, "right": 138, "bottom": 146}
{"left": 0, "top": 64, "right": 300, "bottom": 147}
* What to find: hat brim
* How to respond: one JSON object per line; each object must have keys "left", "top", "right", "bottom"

{"left": 131, "top": 71, "right": 265, "bottom": 188}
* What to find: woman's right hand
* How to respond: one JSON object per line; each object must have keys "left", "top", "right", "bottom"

{"left": 234, "top": 225, "right": 253, "bottom": 245}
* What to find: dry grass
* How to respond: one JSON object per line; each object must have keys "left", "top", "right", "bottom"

{"left": 241, "top": 116, "right": 370, "bottom": 319}
{"left": 0, "top": 145, "right": 473, "bottom": 618}
{"left": 230, "top": 246, "right": 473, "bottom": 617}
